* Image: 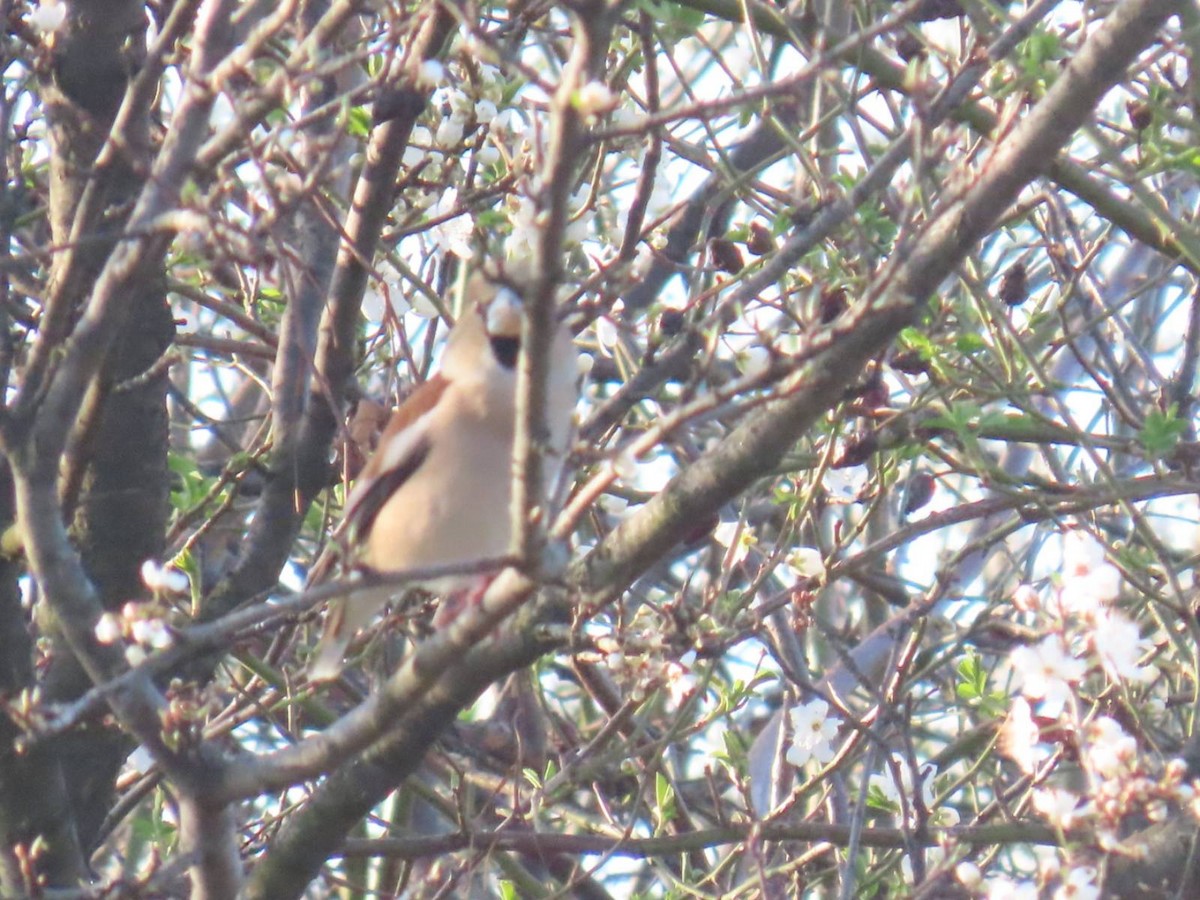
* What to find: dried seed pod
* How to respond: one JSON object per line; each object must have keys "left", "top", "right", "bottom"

{"left": 1127, "top": 100, "right": 1153, "bottom": 132}
{"left": 834, "top": 431, "right": 877, "bottom": 468}
{"left": 896, "top": 32, "right": 925, "bottom": 62}
{"left": 709, "top": 238, "right": 744, "bottom": 274}
{"left": 861, "top": 368, "right": 890, "bottom": 410}
{"left": 901, "top": 470, "right": 936, "bottom": 516}
{"left": 658, "top": 309, "right": 685, "bottom": 337}
{"left": 819, "top": 286, "right": 849, "bottom": 324}
{"left": 746, "top": 221, "right": 775, "bottom": 256}
{"left": 889, "top": 349, "right": 930, "bottom": 375}
{"left": 998, "top": 261, "right": 1028, "bottom": 307}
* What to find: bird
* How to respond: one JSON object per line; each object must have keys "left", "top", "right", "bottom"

{"left": 306, "top": 271, "right": 579, "bottom": 681}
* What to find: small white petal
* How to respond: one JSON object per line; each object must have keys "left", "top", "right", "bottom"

{"left": 575, "top": 81, "right": 616, "bottom": 117}
{"left": 474, "top": 98, "right": 498, "bottom": 122}
{"left": 131, "top": 618, "right": 172, "bottom": 650}
{"left": 94, "top": 613, "right": 122, "bottom": 645}
{"left": 30, "top": 0, "right": 67, "bottom": 33}
{"left": 738, "top": 346, "right": 771, "bottom": 378}
{"left": 956, "top": 862, "right": 982, "bottom": 888}
{"left": 409, "top": 291, "right": 439, "bottom": 318}
{"left": 1011, "top": 583, "right": 1041, "bottom": 613}
{"left": 476, "top": 142, "right": 501, "bottom": 167}
{"left": 140, "top": 559, "right": 189, "bottom": 594}
{"left": 417, "top": 60, "right": 445, "bottom": 88}
{"left": 789, "top": 547, "right": 824, "bottom": 578}
{"left": 435, "top": 116, "right": 464, "bottom": 147}
{"left": 1062, "top": 529, "right": 1106, "bottom": 577}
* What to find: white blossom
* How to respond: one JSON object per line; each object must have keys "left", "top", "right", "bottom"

{"left": 492, "top": 107, "right": 526, "bottom": 134}
{"left": 737, "top": 345, "right": 771, "bottom": 379}
{"left": 562, "top": 186, "right": 592, "bottom": 247}
{"left": 574, "top": 81, "right": 617, "bottom": 117}
{"left": 664, "top": 651, "right": 697, "bottom": 706}
{"left": 403, "top": 126, "right": 433, "bottom": 167}
{"left": 984, "top": 876, "right": 1040, "bottom": 899}
{"left": 594, "top": 315, "right": 619, "bottom": 356}
{"left": 416, "top": 60, "right": 445, "bottom": 88}
{"left": 824, "top": 466, "right": 867, "bottom": 502}
{"left": 428, "top": 189, "right": 473, "bottom": 258}
{"left": 1009, "top": 636, "right": 1085, "bottom": 716}
{"left": 507, "top": 192, "right": 539, "bottom": 259}
{"left": 409, "top": 288, "right": 440, "bottom": 318}
{"left": 1053, "top": 865, "right": 1099, "bottom": 900}
{"left": 1012, "top": 583, "right": 1042, "bottom": 613}
{"left": 999, "top": 696, "right": 1051, "bottom": 774}
{"left": 1090, "top": 609, "right": 1154, "bottom": 683}
{"left": 140, "top": 559, "right": 189, "bottom": 595}
{"left": 1033, "top": 786, "right": 1084, "bottom": 830}
{"left": 955, "top": 862, "right": 982, "bottom": 888}
{"left": 1058, "top": 530, "right": 1122, "bottom": 615}
{"left": 474, "top": 98, "right": 498, "bottom": 122}
{"left": 1063, "top": 529, "right": 1106, "bottom": 576}
{"left": 786, "top": 698, "right": 841, "bottom": 768}
{"left": 475, "top": 141, "right": 501, "bottom": 167}
{"left": 610, "top": 104, "right": 641, "bottom": 130}
{"left": 130, "top": 617, "right": 172, "bottom": 650}
{"left": 1082, "top": 716, "right": 1138, "bottom": 779}
{"left": 94, "top": 612, "right": 122, "bottom": 645}
{"left": 789, "top": 547, "right": 825, "bottom": 579}
{"left": 713, "top": 521, "right": 754, "bottom": 567}
{"left": 435, "top": 115, "right": 465, "bottom": 148}
{"left": 30, "top": 0, "right": 67, "bottom": 33}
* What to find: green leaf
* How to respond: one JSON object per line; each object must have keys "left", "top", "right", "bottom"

{"left": 172, "top": 548, "right": 201, "bottom": 612}
{"left": 477, "top": 208, "right": 508, "bottom": 229}
{"left": 636, "top": 0, "right": 704, "bottom": 36}
{"left": 167, "top": 452, "right": 212, "bottom": 511}
{"left": 1139, "top": 405, "right": 1187, "bottom": 458}
{"left": 955, "top": 653, "right": 987, "bottom": 702}
{"left": 866, "top": 783, "right": 896, "bottom": 812}
{"left": 716, "top": 729, "right": 748, "bottom": 774}
{"left": 654, "top": 772, "right": 676, "bottom": 829}
{"left": 346, "top": 105, "right": 371, "bottom": 138}
{"left": 927, "top": 402, "right": 982, "bottom": 436}
{"left": 898, "top": 327, "right": 935, "bottom": 359}
{"left": 955, "top": 333, "right": 987, "bottom": 354}
{"left": 1022, "top": 28, "right": 1062, "bottom": 66}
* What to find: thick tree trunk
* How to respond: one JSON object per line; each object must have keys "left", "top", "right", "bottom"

{"left": 0, "top": 0, "right": 172, "bottom": 887}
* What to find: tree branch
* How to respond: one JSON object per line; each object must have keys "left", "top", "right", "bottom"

{"left": 574, "top": 0, "right": 1182, "bottom": 607}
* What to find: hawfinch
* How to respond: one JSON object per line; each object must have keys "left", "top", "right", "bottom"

{"left": 307, "top": 273, "right": 579, "bottom": 680}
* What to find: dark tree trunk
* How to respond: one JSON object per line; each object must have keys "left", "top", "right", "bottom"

{"left": 0, "top": 0, "right": 172, "bottom": 887}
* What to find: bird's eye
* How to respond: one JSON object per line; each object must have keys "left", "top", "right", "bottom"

{"left": 490, "top": 335, "right": 520, "bottom": 369}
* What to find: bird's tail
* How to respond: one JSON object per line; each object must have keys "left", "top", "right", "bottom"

{"left": 307, "top": 633, "right": 349, "bottom": 682}
{"left": 306, "top": 584, "right": 395, "bottom": 681}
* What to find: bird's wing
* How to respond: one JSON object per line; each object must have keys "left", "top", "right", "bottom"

{"left": 341, "top": 373, "right": 451, "bottom": 540}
